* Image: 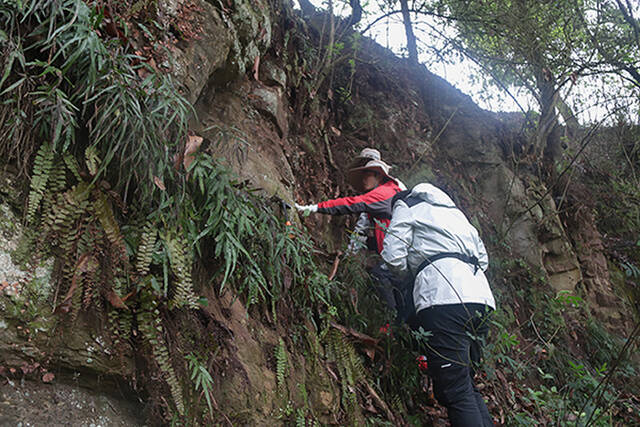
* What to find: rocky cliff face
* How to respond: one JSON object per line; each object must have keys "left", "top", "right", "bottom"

{"left": 1, "top": 0, "right": 637, "bottom": 424}
{"left": 164, "top": 0, "right": 623, "bottom": 323}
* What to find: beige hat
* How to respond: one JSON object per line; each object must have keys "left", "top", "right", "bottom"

{"left": 347, "top": 147, "right": 381, "bottom": 170}
{"left": 347, "top": 159, "right": 393, "bottom": 192}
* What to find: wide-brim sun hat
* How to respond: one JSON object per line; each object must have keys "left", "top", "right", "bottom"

{"left": 347, "top": 147, "right": 381, "bottom": 170}
{"left": 347, "top": 159, "right": 393, "bottom": 192}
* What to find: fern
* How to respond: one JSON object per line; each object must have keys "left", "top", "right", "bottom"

{"left": 26, "top": 143, "right": 54, "bottom": 223}
{"left": 346, "top": 338, "right": 366, "bottom": 383}
{"left": 297, "top": 382, "right": 309, "bottom": 409}
{"left": 390, "top": 394, "right": 404, "bottom": 416}
{"left": 93, "top": 193, "right": 126, "bottom": 257}
{"left": 295, "top": 408, "right": 306, "bottom": 427}
{"left": 63, "top": 152, "right": 82, "bottom": 182}
{"left": 108, "top": 308, "right": 133, "bottom": 351}
{"left": 137, "top": 291, "right": 185, "bottom": 415}
{"left": 47, "top": 160, "right": 68, "bottom": 195}
{"left": 325, "top": 328, "right": 364, "bottom": 418}
{"left": 81, "top": 256, "right": 98, "bottom": 310}
{"left": 45, "top": 184, "right": 90, "bottom": 316}
{"left": 84, "top": 145, "right": 100, "bottom": 177}
{"left": 136, "top": 222, "right": 157, "bottom": 276}
{"left": 165, "top": 231, "right": 198, "bottom": 309}
{"left": 276, "top": 338, "right": 288, "bottom": 393}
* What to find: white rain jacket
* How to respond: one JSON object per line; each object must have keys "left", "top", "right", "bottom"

{"left": 381, "top": 183, "right": 495, "bottom": 313}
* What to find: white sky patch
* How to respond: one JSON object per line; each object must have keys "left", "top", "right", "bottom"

{"left": 296, "top": 0, "right": 533, "bottom": 113}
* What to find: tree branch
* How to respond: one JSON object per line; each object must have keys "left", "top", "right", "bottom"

{"left": 616, "top": 0, "right": 640, "bottom": 48}
{"left": 360, "top": 7, "right": 488, "bottom": 35}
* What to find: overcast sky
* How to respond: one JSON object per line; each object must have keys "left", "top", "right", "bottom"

{"left": 298, "top": 0, "right": 532, "bottom": 113}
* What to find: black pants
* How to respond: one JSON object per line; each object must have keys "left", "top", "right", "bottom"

{"left": 413, "top": 303, "right": 494, "bottom": 427}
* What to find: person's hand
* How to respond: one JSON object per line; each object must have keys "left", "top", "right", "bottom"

{"left": 295, "top": 203, "right": 318, "bottom": 214}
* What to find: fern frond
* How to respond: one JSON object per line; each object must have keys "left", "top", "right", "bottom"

{"left": 325, "top": 328, "right": 361, "bottom": 418}
{"left": 298, "top": 382, "right": 308, "bottom": 405}
{"left": 137, "top": 292, "right": 185, "bottom": 415}
{"left": 276, "top": 338, "right": 288, "bottom": 393}
{"left": 85, "top": 145, "right": 101, "bottom": 177}
{"left": 109, "top": 308, "right": 132, "bottom": 350}
{"left": 50, "top": 183, "right": 89, "bottom": 242}
{"left": 390, "top": 394, "right": 404, "bottom": 414}
{"left": 165, "top": 232, "right": 198, "bottom": 309}
{"left": 92, "top": 192, "right": 126, "bottom": 257}
{"left": 295, "top": 408, "right": 306, "bottom": 427}
{"left": 48, "top": 160, "right": 68, "bottom": 194}
{"left": 27, "top": 142, "right": 54, "bottom": 223}
{"left": 63, "top": 152, "right": 82, "bottom": 181}
{"left": 136, "top": 222, "right": 157, "bottom": 276}
{"left": 346, "top": 338, "right": 365, "bottom": 383}
{"left": 81, "top": 256, "right": 99, "bottom": 310}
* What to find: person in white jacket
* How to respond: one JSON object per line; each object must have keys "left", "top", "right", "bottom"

{"left": 381, "top": 183, "right": 495, "bottom": 427}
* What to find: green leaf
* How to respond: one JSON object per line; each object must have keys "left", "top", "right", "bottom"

{"left": 0, "top": 77, "right": 26, "bottom": 96}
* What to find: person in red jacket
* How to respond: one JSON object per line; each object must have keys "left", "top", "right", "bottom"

{"left": 296, "top": 153, "right": 407, "bottom": 321}
{"left": 295, "top": 158, "right": 402, "bottom": 254}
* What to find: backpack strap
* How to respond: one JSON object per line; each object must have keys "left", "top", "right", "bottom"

{"left": 414, "top": 252, "right": 480, "bottom": 278}
{"left": 390, "top": 190, "right": 411, "bottom": 209}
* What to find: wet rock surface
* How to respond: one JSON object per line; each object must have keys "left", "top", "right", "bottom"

{"left": 0, "top": 379, "right": 143, "bottom": 427}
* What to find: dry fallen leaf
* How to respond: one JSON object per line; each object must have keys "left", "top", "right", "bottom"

{"left": 183, "top": 134, "right": 204, "bottom": 171}
{"left": 363, "top": 347, "right": 376, "bottom": 361}
{"left": 153, "top": 175, "right": 166, "bottom": 191}
{"left": 106, "top": 289, "right": 128, "bottom": 310}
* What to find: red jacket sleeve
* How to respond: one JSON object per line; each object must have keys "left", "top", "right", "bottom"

{"left": 317, "top": 181, "right": 401, "bottom": 218}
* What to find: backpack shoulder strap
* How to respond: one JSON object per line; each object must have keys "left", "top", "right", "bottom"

{"left": 391, "top": 189, "right": 425, "bottom": 209}
{"left": 390, "top": 190, "right": 411, "bottom": 209}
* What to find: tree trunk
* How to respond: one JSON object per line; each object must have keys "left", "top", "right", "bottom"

{"left": 348, "top": 0, "right": 363, "bottom": 26}
{"left": 400, "top": 0, "right": 418, "bottom": 64}
{"left": 534, "top": 69, "right": 562, "bottom": 175}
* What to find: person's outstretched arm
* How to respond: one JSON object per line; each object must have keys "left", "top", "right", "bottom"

{"left": 296, "top": 181, "right": 399, "bottom": 217}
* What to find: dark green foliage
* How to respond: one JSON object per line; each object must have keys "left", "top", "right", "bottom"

{"left": 0, "top": 0, "right": 195, "bottom": 419}
{"left": 323, "top": 327, "right": 366, "bottom": 420}
{"left": 1, "top": 2, "right": 346, "bottom": 422}
{"left": 0, "top": 0, "right": 190, "bottom": 203}
{"left": 180, "top": 154, "right": 334, "bottom": 313}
